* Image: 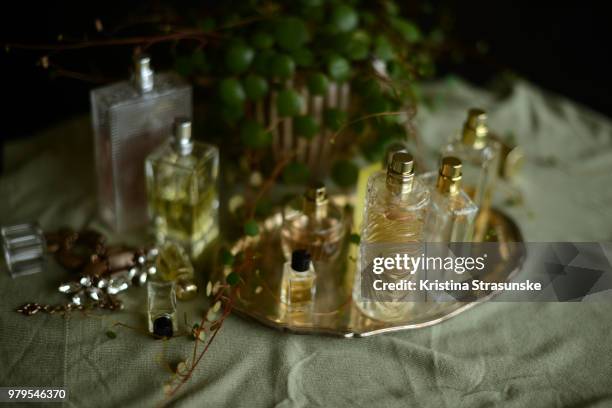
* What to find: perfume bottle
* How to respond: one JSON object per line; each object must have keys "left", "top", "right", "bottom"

{"left": 441, "top": 109, "right": 500, "bottom": 239}
{"left": 91, "top": 54, "right": 192, "bottom": 232}
{"left": 147, "top": 280, "right": 178, "bottom": 338}
{"left": 145, "top": 118, "right": 219, "bottom": 259}
{"left": 280, "top": 250, "right": 316, "bottom": 312}
{"left": 155, "top": 241, "right": 198, "bottom": 301}
{"left": 1, "top": 223, "right": 46, "bottom": 278}
{"left": 353, "top": 152, "right": 430, "bottom": 322}
{"left": 280, "top": 183, "right": 346, "bottom": 262}
{"left": 423, "top": 157, "right": 478, "bottom": 242}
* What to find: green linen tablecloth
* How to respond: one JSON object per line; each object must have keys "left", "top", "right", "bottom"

{"left": 1, "top": 79, "right": 612, "bottom": 407}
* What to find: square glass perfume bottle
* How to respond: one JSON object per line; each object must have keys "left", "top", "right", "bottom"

{"left": 280, "top": 250, "right": 316, "bottom": 313}
{"left": 145, "top": 118, "right": 219, "bottom": 259}
{"left": 353, "top": 152, "right": 430, "bottom": 322}
{"left": 422, "top": 157, "right": 478, "bottom": 243}
{"left": 1, "top": 223, "right": 46, "bottom": 278}
{"left": 441, "top": 109, "right": 500, "bottom": 239}
{"left": 280, "top": 183, "right": 347, "bottom": 263}
{"left": 91, "top": 54, "right": 192, "bottom": 232}
{"left": 147, "top": 280, "right": 178, "bottom": 338}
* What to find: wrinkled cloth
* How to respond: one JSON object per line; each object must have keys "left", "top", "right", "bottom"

{"left": 1, "top": 79, "right": 612, "bottom": 408}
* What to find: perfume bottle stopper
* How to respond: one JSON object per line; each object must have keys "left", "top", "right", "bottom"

{"left": 173, "top": 117, "right": 194, "bottom": 155}
{"left": 134, "top": 54, "right": 154, "bottom": 93}
{"left": 291, "top": 249, "right": 311, "bottom": 272}
{"left": 436, "top": 156, "right": 462, "bottom": 195}
{"left": 303, "top": 183, "right": 329, "bottom": 220}
{"left": 462, "top": 108, "right": 489, "bottom": 148}
{"left": 386, "top": 151, "right": 415, "bottom": 193}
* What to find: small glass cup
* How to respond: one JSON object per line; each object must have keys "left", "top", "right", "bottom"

{"left": 1, "top": 223, "right": 46, "bottom": 278}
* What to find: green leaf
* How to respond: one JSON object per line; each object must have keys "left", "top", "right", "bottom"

{"left": 251, "top": 31, "right": 274, "bottom": 49}
{"left": 345, "top": 30, "right": 371, "bottom": 61}
{"left": 270, "top": 54, "right": 296, "bottom": 79}
{"left": 374, "top": 35, "right": 395, "bottom": 61}
{"left": 294, "top": 115, "right": 320, "bottom": 139}
{"left": 327, "top": 55, "right": 351, "bottom": 81}
{"left": 276, "top": 89, "right": 304, "bottom": 117}
{"left": 243, "top": 220, "right": 259, "bottom": 237}
{"left": 219, "top": 78, "right": 246, "bottom": 106}
{"left": 106, "top": 330, "right": 117, "bottom": 339}
{"left": 226, "top": 272, "right": 240, "bottom": 286}
{"left": 307, "top": 73, "right": 329, "bottom": 95}
{"left": 291, "top": 48, "right": 314, "bottom": 67}
{"left": 391, "top": 17, "right": 421, "bottom": 43}
{"left": 323, "top": 108, "right": 347, "bottom": 131}
{"left": 274, "top": 17, "right": 309, "bottom": 51}
{"left": 349, "top": 233, "right": 360, "bottom": 245}
{"left": 282, "top": 162, "right": 310, "bottom": 185}
{"left": 243, "top": 74, "right": 269, "bottom": 101}
{"left": 330, "top": 5, "right": 359, "bottom": 32}
{"left": 331, "top": 159, "right": 359, "bottom": 187}
{"left": 240, "top": 120, "right": 272, "bottom": 148}
{"left": 220, "top": 248, "right": 235, "bottom": 266}
{"left": 225, "top": 43, "right": 255, "bottom": 74}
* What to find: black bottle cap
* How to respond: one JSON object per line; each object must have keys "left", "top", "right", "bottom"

{"left": 291, "top": 250, "right": 311, "bottom": 272}
{"left": 153, "top": 314, "right": 174, "bottom": 338}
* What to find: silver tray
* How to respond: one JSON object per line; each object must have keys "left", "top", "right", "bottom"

{"left": 215, "top": 208, "right": 524, "bottom": 338}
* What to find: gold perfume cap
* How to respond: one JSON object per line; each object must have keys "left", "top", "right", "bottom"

{"left": 383, "top": 142, "right": 408, "bottom": 168}
{"left": 386, "top": 152, "right": 415, "bottom": 193}
{"left": 303, "top": 182, "right": 329, "bottom": 219}
{"left": 173, "top": 117, "right": 194, "bottom": 155}
{"left": 461, "top": 108, "right": 488, "bottom": 148}
{"left": 134, "top": 53, "right": 154, "bottom": 93}
{"left": 436, "top": 156, "right": 462, "bottom": 195}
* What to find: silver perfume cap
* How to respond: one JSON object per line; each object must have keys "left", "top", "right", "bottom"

{"left": 173, "top": 117, "right": 194, "bottom": 155}
{"left": 134, "top": 54, "right": 154, "bottom": 93}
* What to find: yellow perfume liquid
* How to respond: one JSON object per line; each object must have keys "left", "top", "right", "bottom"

{"left": 441, "top": 109, "right": 500, "bottom": 241}
{"left": 280, "top": 183, "right": 346, "bottom": 262}
{"left": 353, "top": 152, "right": 430, "bottom": 322}
{"left": 155, "top": 241, "right": 194, "bottom": 281}
{"left": 146, "top": 118, "right": 219, "bottom": 259}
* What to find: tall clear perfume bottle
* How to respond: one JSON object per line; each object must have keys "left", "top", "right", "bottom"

{"left": 441, "top": 109, "right": 500, "bottom": 239}
{"left": 423, "top": 157, "right": 478, "bottom": 242}
{"left": 353, "top": 152, "right": 430, "bottom": 322}
{"left": 91, "top": 54, "right": 192, "bottom": 232}
{"left": 280, "top": 183, "right": 346, "bottom": 262}
{"left": 147, "top": 280, "right": 178, "bottom": 338}
{"left": 145, "top": 118, "right": 219, "bottom": 259}
{"left": 280, "top": 250, "right": 316, "bottom": 313}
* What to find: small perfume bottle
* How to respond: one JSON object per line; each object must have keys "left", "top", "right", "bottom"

{"left": 441, "top": 109, "right": 500, "bottom": 238}
{"left": 353, "top": 152, "right": 430, "bottom": 322}
{"left": 423, "top": 157, "right": 478, "bottom": 242}
{"left": 91, "top": 54, "right": 192, "bottom": 232}
{"left": 280, "top": 183, "right": 346, "bottom": 262}
{"left": 145, "top": 118, "right": 219, "bottom": 259}
{"left": 147, "top": 280, "right": 178, "bottom": 338}
{"left": 280, "top": 250, "right": 316, "bottom": 312}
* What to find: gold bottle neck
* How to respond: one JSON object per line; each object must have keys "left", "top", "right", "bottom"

{"left": 461, "top": 108, "right": 489, "bottom": 149}
{"left": 303, "top": 184, "right": 329, "bottom": 221}
{"left": 386, "top": 151, "right": 415, "bottom": 195}
{"left": 436, "top": 156, "right": 462, "bottom": 196}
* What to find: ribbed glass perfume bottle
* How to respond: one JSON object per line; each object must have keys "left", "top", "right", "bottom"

{"left": 145, "top": 118, "right": 219, "bottom": 259}
{"left": 91, "top": 54, "right": 192, "bottom": 232}
{"left": 280, "top": 183, "right": 346, "bottom": 262}
{"left": 353, "top": 152, "right": 430, "bottom": 322}
{"left": 423, "top": 157, "right": 478, "bottom": 243}
{"left": 441, "top": 109, "right": 500, "bottom": 239}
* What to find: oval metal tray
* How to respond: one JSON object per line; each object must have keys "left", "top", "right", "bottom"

{"left": 216, "top": 208, "right": 524, "bottom": 338}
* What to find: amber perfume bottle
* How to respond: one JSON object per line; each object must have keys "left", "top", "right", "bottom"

{"left": 423, "top": 157, "right": 478, "bottom": 242}
{"left": 280, "top": 183, "right": 346, "bottom": 262}
{"left": 441, "top": 109, "right": 500, "bottom": 239}
{"left": 145, "top": 118, "right": 219, "bottom": 259}
{"left": 280, "top": 250, "right": 316, "bottom": 313}
{"left": 353, "top": 152, "right": 430, "bottom": 322}
{"left": 91, "top": 54, "right": 192, "bottom": 232}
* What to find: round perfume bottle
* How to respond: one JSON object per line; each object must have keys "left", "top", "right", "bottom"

{"left": 280, "top": 183, "right": 347, "bottom": 263}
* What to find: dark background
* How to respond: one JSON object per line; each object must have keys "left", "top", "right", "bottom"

{"left": 1, "top": 1, "right": 610, "bottom": 142}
